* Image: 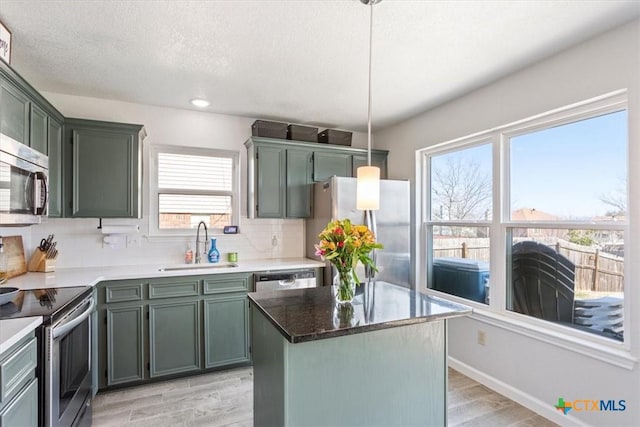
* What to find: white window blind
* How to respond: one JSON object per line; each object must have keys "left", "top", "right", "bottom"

{"left": 151, "top": 146, "right": 239, "bottom": 232}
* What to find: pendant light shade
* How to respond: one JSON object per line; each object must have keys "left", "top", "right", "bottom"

{"left": 356, "top": 166, "right": 380, "bottom": 210}
{"left": 356, "top": 0, "right": 381, "bottom": 211}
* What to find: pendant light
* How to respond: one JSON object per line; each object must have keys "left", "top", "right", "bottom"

{"left": 356, "top": 0, "right": 381, "bottom": 211}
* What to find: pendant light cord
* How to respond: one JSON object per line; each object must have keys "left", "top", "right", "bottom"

{"left": 367, "top": 1, "right": 374, "bottom": 166}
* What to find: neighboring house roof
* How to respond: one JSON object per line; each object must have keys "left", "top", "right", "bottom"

{"left": 511, "top": 208, "right": 559, "bottom": 221}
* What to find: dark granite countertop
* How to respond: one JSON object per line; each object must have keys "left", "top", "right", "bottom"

{"left": 247, "top": 281, "right": 472, "bottom": 343}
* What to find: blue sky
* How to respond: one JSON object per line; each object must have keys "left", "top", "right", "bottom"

{"left": 431, "top": 110, "right": 628, "bottom": 219}
{"left": 510, "top": 110, "right": 627, "bottom": 218}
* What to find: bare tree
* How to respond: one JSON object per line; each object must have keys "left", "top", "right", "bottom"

{"left": 599, "top": 178, "right": 627, "bottom": 217}
{"left": 431, "top": 157, "right": 492, "bottom": 222}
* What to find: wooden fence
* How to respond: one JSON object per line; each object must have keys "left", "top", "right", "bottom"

{"left": 433, "top": 238, "right": 623, "bottom": 293}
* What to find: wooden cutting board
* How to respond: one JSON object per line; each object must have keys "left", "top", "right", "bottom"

{"left": 2, "top": 236, "right": 27, "bottom": 279}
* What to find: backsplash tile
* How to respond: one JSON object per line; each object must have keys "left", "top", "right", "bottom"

{"left": 29, "top": 216, "right": 305, "bottom": 268}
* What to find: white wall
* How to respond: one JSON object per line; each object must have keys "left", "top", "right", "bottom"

{"left": 375, "top": 20, "right": 639, "bottom": 425}
{"left": 7, "top": 93, "right": 366, "bottom": 268}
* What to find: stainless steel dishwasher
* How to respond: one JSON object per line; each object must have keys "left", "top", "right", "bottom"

{"left": 254, "top": 269, "right": 317, "bottom": 292}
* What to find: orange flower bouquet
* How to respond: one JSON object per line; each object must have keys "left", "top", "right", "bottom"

{"left": 315, "top": 218, "right": 383, "bottom": 303}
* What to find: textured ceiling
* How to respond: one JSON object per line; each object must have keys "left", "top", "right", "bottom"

{"left": 0, "top": 1, "right": 638, "bottom": 131}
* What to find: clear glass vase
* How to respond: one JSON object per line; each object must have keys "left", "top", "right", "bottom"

{"left": 333, "top": 270, "right": 357, "bottom": 304}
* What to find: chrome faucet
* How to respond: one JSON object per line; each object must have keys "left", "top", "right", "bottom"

{"left": 195, "top": 221, "right": 208, "bottom": 264}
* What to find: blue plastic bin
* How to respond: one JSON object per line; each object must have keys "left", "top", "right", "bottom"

{"left": 432, "top": 257, "right": 489, "bottom": 303}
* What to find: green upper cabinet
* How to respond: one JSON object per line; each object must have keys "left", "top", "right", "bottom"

{"left": 63, "top": 119, "right": 145, "bottom": 218}
{"left": 255, "top": 145, "right": 286, "bottom": 218}
{"left": 47, "top": 118, "right": 63, "bottom": 217}
{"left": 0, "top": 61, "right": 64, "bottom": 155}
{"left": 245, "top": 137, "right": 388, "bottom": 219}
{"left": 352, "top": 152, "right": 388, "bottom": 179}
{"left": 313, "top": 151, "right": 352, "bottom": 182}
{"left": 286, "top": 148, "right": 313, "bottom": 218}
{"left": 0, "top": 77, "right": 30, "bottom": 145}
{"left": 29, "top": 104, "right": 48, "bottom": 154}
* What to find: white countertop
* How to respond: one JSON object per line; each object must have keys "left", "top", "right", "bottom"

{"left": 1, "top": 258, "right": 323, "bottom": 352}
{"left": 5, "top": 257, "right": 325, "bottom": 290}
{"left": 0, "top": 316, "right": 42, "bottom": 355}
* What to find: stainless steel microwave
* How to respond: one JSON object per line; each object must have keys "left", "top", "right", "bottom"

{"left": 0, "top": 134, "right": 49, "bottom": 225}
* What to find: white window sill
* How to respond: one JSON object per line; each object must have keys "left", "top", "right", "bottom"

{"left": 423, "top": 288, "right": 636, "bottom": 370}
{"left": 470, "top": 307, "right": 637, "bottom": 370}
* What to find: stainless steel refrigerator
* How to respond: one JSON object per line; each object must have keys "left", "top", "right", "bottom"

{"left": 305, "top": 176, "right": 411, "bottom": 288}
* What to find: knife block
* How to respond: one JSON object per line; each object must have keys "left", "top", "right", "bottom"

{"left": 27, "top": 249, "right": 56, "bottom": 273}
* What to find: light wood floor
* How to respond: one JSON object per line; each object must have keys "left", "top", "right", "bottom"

{"left": 92, "top": 367, "right": 558, "bottom": 427}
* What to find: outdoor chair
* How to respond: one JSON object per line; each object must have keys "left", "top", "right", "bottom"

{"left": 511, "top": 241, "right": 575, "bottom": 323}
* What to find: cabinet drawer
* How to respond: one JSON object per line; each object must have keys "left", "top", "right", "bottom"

{"left": 0, "top": 337, "right": 37, "bottom": 403}
{"left": 105, "top": 283, "right": 144, "bottom": 303}
{"left": 203, "top": 274, "right": 251, "bottom": 294}
{"left": 149, "top": 279, "right": 200, "bottom": 299}
{"left": 0, "top": 378, "right": 37, "bottom": 427}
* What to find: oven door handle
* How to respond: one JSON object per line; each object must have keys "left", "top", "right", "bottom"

{"left": 52, "top": 297, "right": 96, "bottom": 339}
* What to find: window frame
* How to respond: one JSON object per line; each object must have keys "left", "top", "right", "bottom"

{"left": 416, "top": 90, "right": 634, "bottom": 367}
{"left": 149, "top": 144, "right": 241, "bottom": 236}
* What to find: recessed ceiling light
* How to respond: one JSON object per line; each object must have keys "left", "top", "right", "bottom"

{"left": 190, "top": 98, "right": 210, "bottom": 108}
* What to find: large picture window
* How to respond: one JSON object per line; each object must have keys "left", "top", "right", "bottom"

{"left": 150, "top": 145, "right": 240, "bottom": 234}
{"left": 420, "top": 92, "right": 628, "bottom": 346}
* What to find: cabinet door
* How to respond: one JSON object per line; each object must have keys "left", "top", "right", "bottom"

{"left": 47, "top": 118, "right": 63, "bottom": 217}
{"left": 106, "top": 305, "right": 145, "bottom": 386}
{"left": 313, "top": 151, "right": 352, "bottom": 182}
{"left": 70, "top": 126, "right": 139, "bottom": 217}
{"left": 29, "top": 104, "right": 48, "bottom": 154}
{"left": 0, "top": 378, "right": 37, "bottom": 427}
{"left": 286, "top": 149, "right": 313, "bottom": 218}
{"left": 149, "top": 301, "right": 200, "bottom": 377}
{"left": 256, "top": 145, "right": 285, "bottom": 218}
{"left": 204, "top": 294, "right": 250, "bottom": 368}
{"left": 0, "top": 79, "right": 30, "bottom": 145}
{"left": 352, "top": 153, "right": 388, "bottom": 179}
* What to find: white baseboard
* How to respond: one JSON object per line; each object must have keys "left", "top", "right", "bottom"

{"left": 448, "top": 357, "right": 587, "bottom": 427}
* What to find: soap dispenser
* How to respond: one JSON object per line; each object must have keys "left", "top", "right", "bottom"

{"left": 207, "top": 237, "right": 220, "bottom": 263}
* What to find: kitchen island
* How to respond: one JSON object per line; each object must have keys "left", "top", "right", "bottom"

{"left": 248, "top": 281, "right": 471, "bottom": 427}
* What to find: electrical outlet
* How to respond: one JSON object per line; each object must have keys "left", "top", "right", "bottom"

{"left": 477, "top": 330, "right": 486, "bottom": 346}
{"left": 126, "top": 234, "right": 141, "bottom": 248}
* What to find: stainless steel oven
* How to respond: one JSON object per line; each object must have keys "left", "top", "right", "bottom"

{"left": 0, "top": 135, "right": 49, "bottom": 225}
{"left": 45, "top": 293, "right": 95, "bottom": 427}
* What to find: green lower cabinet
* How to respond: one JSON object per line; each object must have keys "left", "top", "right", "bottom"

{"left": 204, "top": 294, "right": 250, "bottom": 368}
{"left": 149, "top": 300, "right": 201, "bottom": 377}
{"left": 0, "top": 378, "right": 38, "bottom": 427}
{"left": 106, "top": 305, "right": 145, "bottom": 386}
{"left": 97, "top": 273, "right": 251, "bottom": 390}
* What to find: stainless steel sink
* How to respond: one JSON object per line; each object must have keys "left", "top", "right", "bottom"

{"left": 158, "top": 263, "right": 238, "bottom": 272}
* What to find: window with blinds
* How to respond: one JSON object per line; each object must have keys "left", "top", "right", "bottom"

{"left": 151, "top": 146, "right": 239, "bottom": 231}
